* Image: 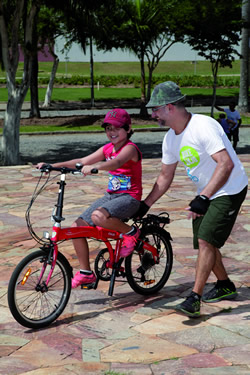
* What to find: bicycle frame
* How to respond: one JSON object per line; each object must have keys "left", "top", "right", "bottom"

{"left": 40, "top": 169, "right": 158, "bottom": 290}
{"left": 8, "top": 164, "right": 173, "bottom": 329}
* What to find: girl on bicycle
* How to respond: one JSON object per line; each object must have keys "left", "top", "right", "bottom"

{"left": 36, "top": 108, "right": 142, "bottom": 288}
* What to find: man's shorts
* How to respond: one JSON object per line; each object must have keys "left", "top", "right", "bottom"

{"left": 192, "top": 185, "right": 247, "bottom": 249}
{"left": 79, "top": 192, "right": 140, "bottom": 226}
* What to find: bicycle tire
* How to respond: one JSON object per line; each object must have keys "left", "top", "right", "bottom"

{"left": 8, "top": 249, "right": 72, "bottom": 329}
{"left": 125, "top": 226, "right": 173, "bottom": 295}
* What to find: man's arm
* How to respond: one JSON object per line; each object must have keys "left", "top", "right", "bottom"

{"left": 187, "top": 149, "right": 234, "bottom": 220}
{"left": 200, "top": 149, "right": 234, "bottom": 199}
{"left": 215, "top": 105, "right": 224, "bottom": 112}
{"left": 144, "top": 162, "right": 177, "bottom": 208}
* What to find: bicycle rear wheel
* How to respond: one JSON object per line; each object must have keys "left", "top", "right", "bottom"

{"left": 125, "top": 226, "right": 173, "bottom": 295}
{"left": 8, "top": 249, "right": 72, "bottom": 329}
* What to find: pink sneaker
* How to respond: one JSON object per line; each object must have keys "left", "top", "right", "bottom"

{"left": 72, "top": 271, "right": 96, "bottom": 289}
{"left": 120, "top": 228, "right": 140, "bottom": 258}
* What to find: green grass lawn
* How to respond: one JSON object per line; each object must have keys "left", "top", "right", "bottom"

{"left": 0, "top": 87, "right": 242, "bottom": 102}
{"left": 0, "top": 60, "right": 241, "bottom": 80}
{"left": 0, "top": 61, "right": 247, "bottom": 134}
{"left": 16, "top": 123, "right": 159, "bottom": 133}
{"left": 0, "top": 60, "right": 240, "bottom": 78}
{"left": 0, "top": 113, "right": 249, "bottom": 135}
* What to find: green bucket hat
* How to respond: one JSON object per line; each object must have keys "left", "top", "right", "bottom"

{"left": 146, "top": 81, "right": 186, "bottom": 108}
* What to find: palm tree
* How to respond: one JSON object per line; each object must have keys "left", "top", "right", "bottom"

{"left": 117, "top": 0, "right": 166, "bottom": 116}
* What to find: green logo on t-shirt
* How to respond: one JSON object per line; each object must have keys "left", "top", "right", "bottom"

{"left": 180, "top": 146, "right": 200, "bottom": 168}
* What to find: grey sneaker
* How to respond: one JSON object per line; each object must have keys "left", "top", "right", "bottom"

{"left": 175, "top": 291, "right": 201, "bottom": 318}
{"left": 202, "top": 282, "right": 237, "bottom": 303}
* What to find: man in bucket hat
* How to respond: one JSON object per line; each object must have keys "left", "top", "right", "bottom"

{"left": 137, "top": 81, "right": 248, "bottom": 318}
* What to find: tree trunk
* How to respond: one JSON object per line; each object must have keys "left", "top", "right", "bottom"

{"left": 238, "top": 0, "right": 250, "bottom": 113}
{"left": 210, "top": 61, "right": 219, "bottom": 118}
{"left": 29, "top": 53, "right": 40, "bottom": 118}
{"left": 0, "top": 0, "right": 38, "bottom": 165}
{"left": 211, "top": 83, "right": 217, "bottom": 118}
{"left": 139, "top": 56, "right": 148, "bottom": 117}
{"left": 90, "top": 36, "right": 95, "bottom": 108}
{"left": 147, "top": 65, "right": 154, "bottom": 103}
{"left": 1, "top": 92, "right": 24, "bottom": 165}
{"left": 43, "top": 56, "right": 59, "bottom": 107}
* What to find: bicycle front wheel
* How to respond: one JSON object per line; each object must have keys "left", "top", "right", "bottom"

{"left": 125, "top": 226, "right": 173, "bottom": 295}
{"left": 8, "top": 249, "right": 72, "bottom": 329}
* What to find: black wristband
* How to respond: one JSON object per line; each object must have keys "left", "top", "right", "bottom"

{"left": 189, "top": 195, "right": 210, "bottom": 215}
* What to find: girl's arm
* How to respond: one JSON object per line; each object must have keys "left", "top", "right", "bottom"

{"left": 36, "top": 146, "right": 105, "bottom": 169}
{"left": 82, "top": 144, "right": 138, "bottom": 174}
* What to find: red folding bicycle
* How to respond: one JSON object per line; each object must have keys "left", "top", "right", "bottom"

{"left": 8, "top": 164, "right": 173, "bottom": 329}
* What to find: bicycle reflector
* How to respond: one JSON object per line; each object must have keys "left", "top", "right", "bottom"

{"left": 144, "top": 280, "right": 155, "bottom": 286}
{"left": 21, "top": 268, "right": 31, "bottom": 285}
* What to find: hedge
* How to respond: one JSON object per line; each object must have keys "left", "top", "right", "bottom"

{"left": 11, "top": 74, "right": 240, "bottom": 87}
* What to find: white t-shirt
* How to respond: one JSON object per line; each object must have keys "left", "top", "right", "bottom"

{"left": 224, "top": 108, "right": 241, "bottom": 131}
{"left": 162, "top": 114, "right": 248, "bottom": 199}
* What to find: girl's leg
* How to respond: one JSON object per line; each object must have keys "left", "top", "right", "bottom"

{"left": 91, "top": 208, "right": 140, "bottom": 258}
{"left": 72, "top": 218, "right": 91, "bottom": 270}
{"left": 91, "top": 207, "right": 132, "bottom": 233}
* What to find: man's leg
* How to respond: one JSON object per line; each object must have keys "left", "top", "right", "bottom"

{"left": 232, "top": 129, "right": 239, "bottom": 150}
{"left": 202, "top": 245, "right": 237, "bottom": 303}
{"left": 193, "top": 240, "right": 228, "bottom": 296}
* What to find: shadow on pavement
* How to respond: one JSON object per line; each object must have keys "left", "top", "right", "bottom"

{"left": 20, "top": 141, "right": 163, "bottom": 164}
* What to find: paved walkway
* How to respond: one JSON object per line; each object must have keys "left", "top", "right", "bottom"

{"left": 0, "top": 157, "right": 249, "bottom": 375}
{"left": 0, "top": 101, "right": 225, "bottom": 118}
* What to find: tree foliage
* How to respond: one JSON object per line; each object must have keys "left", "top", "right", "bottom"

{"left": 94, "top": 0, "right": 183, "bottom": 116}
{"left": 180, "top": 0, "right": 242, "bottom": 116}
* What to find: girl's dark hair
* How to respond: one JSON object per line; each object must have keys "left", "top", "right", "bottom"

{"left": 122, "top": 124, "right": 134, "bottom": 139}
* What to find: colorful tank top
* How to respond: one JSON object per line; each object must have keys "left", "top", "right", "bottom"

{"left": 103, "top": 140, "right": 142, "bottom": 200}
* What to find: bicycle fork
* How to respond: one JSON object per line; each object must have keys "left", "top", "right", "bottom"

{"left": 34, "top": 242, "right": 59, "bottom": 292}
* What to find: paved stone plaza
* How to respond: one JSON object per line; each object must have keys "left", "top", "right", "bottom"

{"left": 0, "top": 156, "right": 249, "bottom": 375}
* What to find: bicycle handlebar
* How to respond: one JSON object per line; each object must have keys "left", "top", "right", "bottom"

{"left": 39, "top": 164, "right": 98, "bottom": 175}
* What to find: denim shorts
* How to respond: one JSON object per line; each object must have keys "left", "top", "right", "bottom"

{"left": 192, "top": 185, "right": 247, "bottom": 249}
{"left": 79, "top": 192, "right": 140, "bottom": 226}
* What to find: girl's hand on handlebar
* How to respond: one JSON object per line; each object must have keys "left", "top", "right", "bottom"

{"left": 82, "top": 165, "right": 94, "bottom": 176}
{"left": 81, "top": 165, "right": 99, "bottom": 175}
{"left": 35, "top": 162, "right": 46, "bottom": 170}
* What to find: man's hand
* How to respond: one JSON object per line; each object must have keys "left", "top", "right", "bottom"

{"left": 189, "top": 195, "right": 210, "bottom": 215}
{"left": 134, "top": 201, "right": 150, "bottom": 219}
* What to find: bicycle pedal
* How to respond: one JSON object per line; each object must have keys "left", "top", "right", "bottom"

{"left": 80, "top": 282, "right": 95, "bottom": 290}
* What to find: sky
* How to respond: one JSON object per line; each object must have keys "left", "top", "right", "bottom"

{"left": 55, "top": 37, "right": 241, "bottom": 63}
{"left": 54, "top": 37, "right": 204, "bottom": 62}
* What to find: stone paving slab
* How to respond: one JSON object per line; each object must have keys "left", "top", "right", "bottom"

{"left": 0, "top": 156, "right": 249, "bottom": 375}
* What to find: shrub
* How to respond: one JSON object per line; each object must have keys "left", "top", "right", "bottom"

{"left": 1, "top": 75, "right": 241, "bottom": 87}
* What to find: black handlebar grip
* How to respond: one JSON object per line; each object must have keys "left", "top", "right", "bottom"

{"left": 40, "top": 163, "right": 52, "bottom": 171}
{"left": 91, "top": 168, "right": 98, "bottom": 174}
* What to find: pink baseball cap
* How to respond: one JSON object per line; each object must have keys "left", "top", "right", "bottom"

{"left": 102, "top": 108, "right": 131, "bottom": 128}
